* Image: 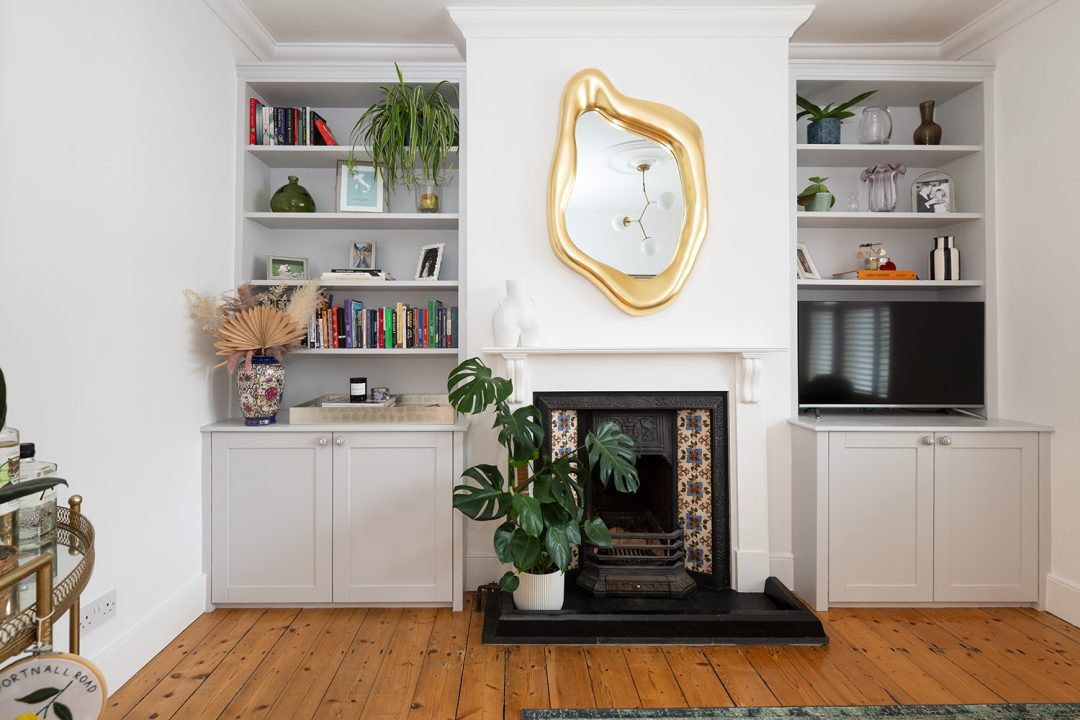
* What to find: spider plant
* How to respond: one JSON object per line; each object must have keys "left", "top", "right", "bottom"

{"left": 348, "top": 63, "right": 459, "bottom": 192}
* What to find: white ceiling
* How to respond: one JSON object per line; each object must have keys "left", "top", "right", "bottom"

{"left": 239, "top": 0, "right": 1007, "bottom": 47}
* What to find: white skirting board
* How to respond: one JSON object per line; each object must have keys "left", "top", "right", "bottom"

{"left": 91, "top": 574, "right": 208, "bottom": 694}
{"left": 769, "top": 552, "right": 795, "bottom": 587}
{"left": 1046, "top": 573, "right": 1080, "bottom": 628}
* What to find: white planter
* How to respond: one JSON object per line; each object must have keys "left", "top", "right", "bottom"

{"left": 512, "top": 569, "right": 565, "bottom": 611}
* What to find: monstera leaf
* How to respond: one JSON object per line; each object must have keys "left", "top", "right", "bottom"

{"left": 493, "top": 520, "right": 516, "bottom": 563}
{"left": 499, "top": 570, "right": 520, "bottom": 592}
{"left": 545, "top": 525, "right": 572, "bottom": 571}
{"left": 509, "top": 529, "right": 542, "bottom": 569}
{"left": 583, "top": 516, "right": 612, "bottom": 548}
{"left": 447, "top": 358, "right": 512, "bottom": 415}
{"left": 495, "top": 404, "right": 544, "bottom": 467}
{"left": 586, "top": 421, "right": 640, "bottom": 493}
{"left": 452, "top": 464, "right": 510, "bottom": 521}
{"left": 511, "top": 493, "right": 543, "bottom": 538}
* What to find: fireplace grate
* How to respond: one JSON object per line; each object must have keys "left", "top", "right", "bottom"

{"left": 577, "top": 511, "right": 696, "bottom": 598}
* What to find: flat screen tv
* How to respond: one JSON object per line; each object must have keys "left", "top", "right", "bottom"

{"left": 798, "top": 301, "right": 985, "bottom": 409}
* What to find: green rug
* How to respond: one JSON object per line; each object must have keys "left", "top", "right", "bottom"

{"left": 522, "top": 707, "right": 1080, "bottom": 719}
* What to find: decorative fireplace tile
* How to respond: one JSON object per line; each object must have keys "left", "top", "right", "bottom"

{"left": 550, "top": 410, "right": 580, "bottom": 569}
{"left": 678, "top": 409, "right": 713, "bottom": 574}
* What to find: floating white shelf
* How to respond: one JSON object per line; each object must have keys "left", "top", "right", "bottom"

{"left": 797, "top": 212, "right": 982, "bottom": 229}
{"left": 797, "top": 279, "right": 984, "bottom": 289}
{"left": 245, "top": 212, "right": 459, "bottom": 230}
{"left": 292, "top": 348, "right": 460, "bottom": 356}
{"left": 248, "top": 280, "right": 459, "bottom": 290}
{"left": 796, "top": 144, "right": 982, "bottom": 168}
{"left": 246, "top": 145, "right": 459, "bottom": 169}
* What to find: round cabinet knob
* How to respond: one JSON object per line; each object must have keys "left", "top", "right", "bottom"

{"left": 318, "top": 436, "right": 328, "bottom": 446}
{"left": 923, "top": 435, "right": 935, "bottom": 446}
{"left": 335, "top": 436, "right": 346, "bottom": 446}
{"left": 940, "top": 435, "right": 953, "bottom": 446}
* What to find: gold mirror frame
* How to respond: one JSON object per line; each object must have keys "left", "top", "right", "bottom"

{"left": 548, "top": 68, "right": 708, "bottom": 315}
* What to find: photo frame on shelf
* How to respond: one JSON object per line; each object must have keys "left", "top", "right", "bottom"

{"left": 795, "top": 242, "right": 820, "bottom": 279}
{"left": 415, "top": 243, "right": 445, "bottom": 280}
{"left": 912, "top": 170, "right": 955, "bottom": 214}
{"left": 267, "top": 255, "right": 308, "bottom": 280}
{"left": 336, "top": 161, "right": 385, "bottom": 213}
{"left": 349, "top": 240, "right": 377, "bottom": 270}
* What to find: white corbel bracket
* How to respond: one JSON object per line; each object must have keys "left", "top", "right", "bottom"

{"left": 740, "top": 352, "right": 766, "bottom": 404}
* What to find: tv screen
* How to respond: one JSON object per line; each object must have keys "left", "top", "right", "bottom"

{"left": 798, "top": 301, "right": 985, "bottom": 408}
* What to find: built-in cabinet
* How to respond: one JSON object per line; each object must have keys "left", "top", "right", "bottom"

{"left": 791, "top": 417, "right": 1049, "bottom": 611}
{"left": 206, "top": 424, "right": 465, "bottom": 609}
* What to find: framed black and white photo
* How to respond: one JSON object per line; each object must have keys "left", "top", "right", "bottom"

{"left": 415, "top": 243, "right": 445, "bottom": 280}
{"left": 349, "top": 240, "right": 376, "bottom": 270}
{"left": 912, "top": 170, "right": 955, "bottom": 214}
{"left": 795, "top": 242, "right": 820, "bottom": 279}
{"left": 267, "top": 255, "right": 308, "bottom": 280}
{"left": 336, "top": 161, "right": 385, "bottom": 213}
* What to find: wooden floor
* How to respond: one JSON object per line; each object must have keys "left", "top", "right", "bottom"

{"left": 106, "top": 596, "right": 1080, "bottom": 720}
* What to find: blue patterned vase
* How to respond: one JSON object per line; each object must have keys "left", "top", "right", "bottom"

{"left": 807, "top": 118, "right": 841, "bottom": 144}
{"left": 235, "top": 355, "right": 285, "bottom": 426}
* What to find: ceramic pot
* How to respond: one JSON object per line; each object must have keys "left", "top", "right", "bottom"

{"left": 805, "top": 192, "right": 834, "bottom": 212}
{"left": 913, "top": 100, "right": 943, "bottom": 145}
{"left": 513, "top": 569, "right": 565, "bottom": 611}
{"left": 807, "top": 118, "right": 841, "bottom": 144}
{"left": 270, "top": 176, "right": 316, "bottom": 212}
{"left": 236, "top": 355, "right": 285, "bottom": 426}
{"left": 492, "top": 279, "right": 542, "bottom": 347}
{"left": 930, "top": 235, "right": 960, "bottom": 280}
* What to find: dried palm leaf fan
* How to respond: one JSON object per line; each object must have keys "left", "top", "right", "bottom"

{"left": 214, "top": 306, "right": 307, "bottom": 370}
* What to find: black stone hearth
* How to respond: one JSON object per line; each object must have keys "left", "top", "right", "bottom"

{"left": 482, "top": 575, "right": 827, "bottom": 645}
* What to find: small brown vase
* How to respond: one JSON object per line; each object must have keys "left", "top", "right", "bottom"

{"left": 913, "top": 100, "right": 942, "bottom": 145}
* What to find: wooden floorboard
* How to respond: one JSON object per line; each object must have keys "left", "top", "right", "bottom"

{"left": 111, "top": 599, "right": 1080, "bottom": 719}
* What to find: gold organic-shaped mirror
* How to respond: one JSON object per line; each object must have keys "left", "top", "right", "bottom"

{"left": 548, "top": 69, "right": 708, "bottom": 315}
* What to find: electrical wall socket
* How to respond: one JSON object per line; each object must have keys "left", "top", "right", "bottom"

{"left": 80, "top": 589, "right": 116, "bottom": 635}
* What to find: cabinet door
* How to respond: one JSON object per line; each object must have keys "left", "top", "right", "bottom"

{"left": 934, "top": 432, "right": 1038, "bottom": 602}
{"left": 829, "top": 432, "right": 934, "bottom": 602}
{"left": 333, "top": 432, "right": 454, "bottom": 603}
{"left": 211, "top": 432, "right": 333, "bottom": 603}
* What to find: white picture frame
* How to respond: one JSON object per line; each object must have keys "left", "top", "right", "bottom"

{"left": 795, "top": 242, "right": 820, "bottom": 279}
{"left": 267, "top": 255, "right": 308, "bottom": 280}
{"left": 337, "top": 161, "right": 385, "bottom": 213}
{"left": 349, "top": 240, "right": 377, "bottom": 270}
{"left": 415, "top": 243, "right": 445, "bottom": 280}
{"left": 911, "top": 170, "right": 956, "bottom": 214}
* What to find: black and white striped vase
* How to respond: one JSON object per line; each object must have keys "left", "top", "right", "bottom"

{"left": 930, "top": 235, "right": 960, "bottom": 280}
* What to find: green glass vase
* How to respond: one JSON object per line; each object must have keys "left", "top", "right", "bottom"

{"left": 270, "top": 176, "right": 316, "bottom": 213}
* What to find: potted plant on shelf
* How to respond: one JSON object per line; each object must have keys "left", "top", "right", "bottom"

{"left": 186, "top": 282, "right": 322, "bottom": 426}
{"left": 447, "top": 358, "right": 640, "bottom": 610}
{"left": 797, "top": 176, "right": 835, "bottom": 212}
{"left": 796, "top": 89, "right": 877, "bottom": 144}
{"left": 349, "top": 63, "right": 458, "bottom": 213}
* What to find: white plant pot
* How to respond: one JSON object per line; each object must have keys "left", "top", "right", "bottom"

{"left": 512, "top": 569, "right": 565, "bottom": 611}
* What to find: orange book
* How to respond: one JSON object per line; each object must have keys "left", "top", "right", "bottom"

{"left": 857, "top": 270, "right": 918, "bottom": 280}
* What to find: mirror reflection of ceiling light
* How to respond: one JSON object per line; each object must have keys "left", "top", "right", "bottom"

{"left": 610, "top": 161, "right": 676, "bottom": 256}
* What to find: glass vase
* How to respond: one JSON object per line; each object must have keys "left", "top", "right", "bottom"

{"left": 860, "top": 163, "right": 907, "bottom": 212}
{"left": 857, "top": 106, "right": 893, "bottom": 144}
{"left": 415, "top": 182, "right": 441, "bottom": 213}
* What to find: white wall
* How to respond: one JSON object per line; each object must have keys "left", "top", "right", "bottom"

{"left": 453, "top": 10, "right": 806, "bottom": 588}
{"left": 0, "top": 0, "right": 242, "bottom": 689}
{"left": 965, "top": 0, "right": 1080, "bottom": 624}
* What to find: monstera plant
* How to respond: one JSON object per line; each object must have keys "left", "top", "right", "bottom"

{"left": 448, "top": 358, "right": 639, "bottom": 603}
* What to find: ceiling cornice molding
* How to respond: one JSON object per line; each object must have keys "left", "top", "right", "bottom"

{"left": 789, "top": 59, "right": 994, "bottom": 82}
{"left": 790, "top": 0, "right": 1058, "bottom": 61}
{"left": 203, "top": 0, "right": 276, "bottom": 59}
{"left": 236, "top": 61, "right": 465, "bottom": 82}
{"left": 939, "top": 0, "right": 1059, "bottom": 59}
{"left": 447, "top": 5, "right": 814, "bottom": 40}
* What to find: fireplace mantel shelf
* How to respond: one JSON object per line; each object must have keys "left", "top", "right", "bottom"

{"left": 481, "top": 346, "right": 786, "bottom": 404}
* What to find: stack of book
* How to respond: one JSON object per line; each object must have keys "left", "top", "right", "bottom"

{"left": 248, "top": 99, "right": 337, "bottom": 146}
{"left": 319, "top": 269, "right": 391, "bottom": 282}
{"left": 306, "top": 297, "right": 458, "bottom": 350}
{"left": 856, "top": 270, "right": 918, "bottom": 280}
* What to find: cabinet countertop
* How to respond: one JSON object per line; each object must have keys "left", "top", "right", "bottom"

{"left": 789, "top": 413, "right": 1052, "bottom": 433}
{"left": 202, "top": 412, "right": 469, "bottom": 433}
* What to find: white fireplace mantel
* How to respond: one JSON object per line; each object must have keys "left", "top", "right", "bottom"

{"left": 480, "top": 346, "right": 786, "bottom": 405}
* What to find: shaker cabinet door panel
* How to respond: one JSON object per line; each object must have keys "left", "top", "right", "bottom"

{"left": 934, "top": 432, "right": 1038, "bottom": 602}
{"left": 211, "top": 432, "right": 333, "bottom": 603}
{"left": 332, "top": 432, "right": 454, "bottom": 603}
{"left": 828, "top": 432, "right": 934, "bottom": 602}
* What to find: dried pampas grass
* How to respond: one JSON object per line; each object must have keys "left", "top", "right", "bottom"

{"left": 185, "top": 289, "right": 226, "bottom": 335}
{"left": 285, "top": 281, "right": 322, "bottom": 330}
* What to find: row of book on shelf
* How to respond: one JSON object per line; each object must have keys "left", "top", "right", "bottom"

{"left": 306, "top": 297, "right": 457, "bottom": 350}
{"left": 249, "top": 99, "right": 338, "bottom": 146}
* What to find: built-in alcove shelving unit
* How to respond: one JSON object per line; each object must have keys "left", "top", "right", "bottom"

{"left": 235, "top": 63, "right": 467, "bottom": 404}
{"left": 789, "top": 60, "right": 996, "bottom": 412}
